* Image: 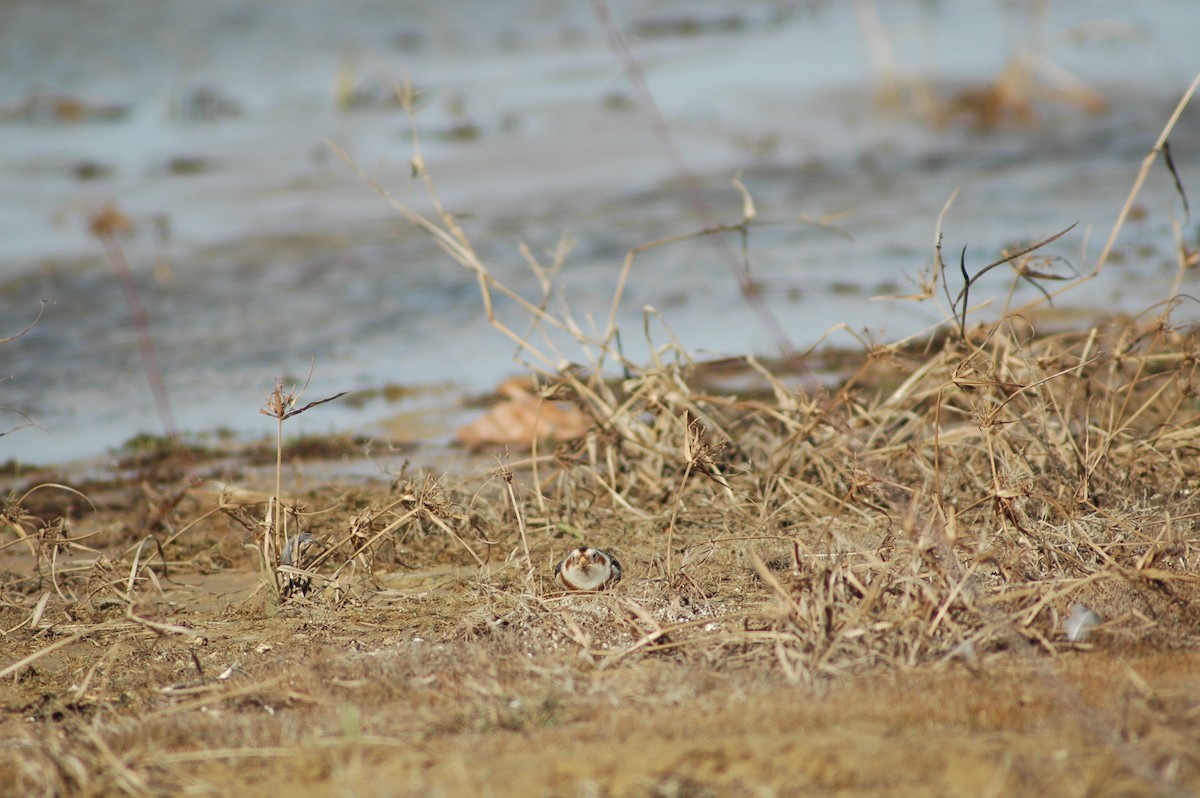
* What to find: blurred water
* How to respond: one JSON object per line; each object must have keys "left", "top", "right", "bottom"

{"left": 0, "top": 0, "right": 1198, "bottom": 465}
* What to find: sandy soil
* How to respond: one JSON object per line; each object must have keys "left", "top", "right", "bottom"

{"left": 2, "top": 457, "right": 1198, "bottom": 798}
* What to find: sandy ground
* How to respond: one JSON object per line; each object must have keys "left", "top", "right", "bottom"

{"left": 2, "top": 459, "right": 1198, "bottom": 798}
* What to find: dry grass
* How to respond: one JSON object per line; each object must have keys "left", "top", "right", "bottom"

{"left": 3, "top": 70, "right": 1200, "bottom": 798}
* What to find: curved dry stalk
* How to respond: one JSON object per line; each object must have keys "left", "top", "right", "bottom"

{"left": 1093, "top": 70, "right": 1200, "bottom": 275}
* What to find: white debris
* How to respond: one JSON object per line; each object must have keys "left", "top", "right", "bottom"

{"left": 1065, "top": 603, "right": 1101, "bottom": 642}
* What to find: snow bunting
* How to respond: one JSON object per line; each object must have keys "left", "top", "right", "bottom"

{"left": 554, "top": 546, "right": 622, "bottom": 592}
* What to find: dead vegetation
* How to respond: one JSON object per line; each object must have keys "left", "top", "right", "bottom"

{"left": 3, "top": 69, "right": 1200, "bottom": 798}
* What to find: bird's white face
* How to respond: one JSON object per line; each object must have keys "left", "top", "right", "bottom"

{"left": 556, "top": 546, "right": 620, "bottom": 591}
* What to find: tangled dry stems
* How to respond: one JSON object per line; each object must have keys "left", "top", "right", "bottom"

{"left": 6, "top": 305, "right": 1200, "bottom": 793}
{"left": 4, "top": 72, "right": 1200, "bottom": 797}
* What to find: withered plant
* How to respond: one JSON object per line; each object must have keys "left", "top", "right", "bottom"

{"left": 316, "top": 69, "right": 1200, "bottom": 685}
{"left": 257, "top": 369, "right": 346, "bottom": 598}
{"left": 3, "top": 53, "right": 1200, "bottom": 798}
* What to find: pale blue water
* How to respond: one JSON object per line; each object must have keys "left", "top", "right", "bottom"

{"left": 0, "top": 0, "right": 1197, "bottom": 464}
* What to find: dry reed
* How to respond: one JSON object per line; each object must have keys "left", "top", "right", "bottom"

{"left": 3, "top": 60, "right": 1200, "bottom": 798}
